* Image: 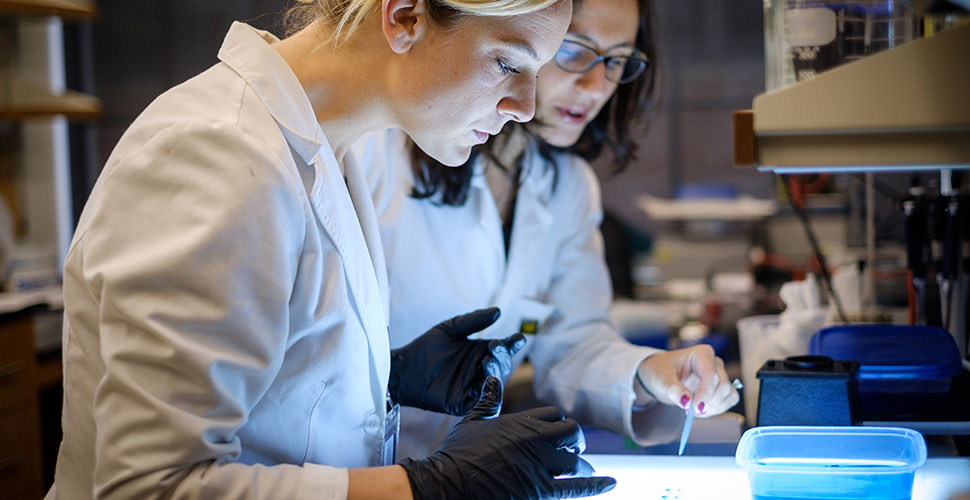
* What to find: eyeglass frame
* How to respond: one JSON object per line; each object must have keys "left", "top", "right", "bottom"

{"left": 552, "top": 38, "right": 650, "bottom": 84}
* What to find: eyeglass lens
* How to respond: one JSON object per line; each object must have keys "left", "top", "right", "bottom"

{"left": 553, "top": 40, "right": 648, "bottom": 84}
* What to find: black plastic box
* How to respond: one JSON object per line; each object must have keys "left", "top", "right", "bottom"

{"left": 756, "top": 355, "right": 860, "bottom": 426}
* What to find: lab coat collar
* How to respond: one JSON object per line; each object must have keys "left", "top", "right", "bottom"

{"left": 470, "top": 140, "right": 557, "bottom": 204}
{"left": 218, "top": 22, "right": 330, "bottom": 169}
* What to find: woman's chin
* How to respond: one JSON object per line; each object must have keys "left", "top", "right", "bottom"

{"left": 433, "top": 146, "right": 472, "bottom": 167}
{"left": 538, "top": 128, "right": 584, "bottom": 148}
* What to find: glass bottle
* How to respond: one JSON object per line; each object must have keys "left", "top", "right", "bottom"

{"left": 764, "top": 0, "right": 921, "bottom": 91}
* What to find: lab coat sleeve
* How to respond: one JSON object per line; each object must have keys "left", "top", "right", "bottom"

{"left": 527, "top": 158, "right": 684, "bottom": 446}
{"left": 72, "top": 121, "right": 349, "bottom": 500}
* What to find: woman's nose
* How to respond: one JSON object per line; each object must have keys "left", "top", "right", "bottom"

{"left": 497, "top": 80, "right": 537, "bottom": 123}
{"left": 576, "top": 61, "right": 609, "bottom": 97}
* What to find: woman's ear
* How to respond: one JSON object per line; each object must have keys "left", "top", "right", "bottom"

{"left": 381, "top": 0, "right": 428, "bottom": 54}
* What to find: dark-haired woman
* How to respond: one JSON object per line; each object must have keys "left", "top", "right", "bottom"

{"left": 355, "top": 0, "right": 740, "bottom": 459}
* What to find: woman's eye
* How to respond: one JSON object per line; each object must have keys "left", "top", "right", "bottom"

{"left": 496, "top": 58, "right": 520, "bottom": 76}
{"left": 606, "top": 57, "right": 626, "bottom": 70}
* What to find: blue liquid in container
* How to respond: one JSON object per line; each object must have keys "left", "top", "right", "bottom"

{"left": 737, "top": 427, "right": 926, "bottom": 500}
{"left": 753, "top": 497, "right": 910, "bottom": 500}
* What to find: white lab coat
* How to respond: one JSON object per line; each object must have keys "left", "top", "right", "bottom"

{"left": 49, "top": 23, "right": 391, "bottom": 500}
{"left": 355, "top": 129, "right": 685, "bottom": 459}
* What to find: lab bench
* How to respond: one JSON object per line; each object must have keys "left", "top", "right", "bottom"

{"left": 0, "top": 306, "right": 62, "bottom": 500}
{"left": 0, "top": 310, "right": 45, "bottom": 500}
{"left": 583, "top": 455, "right": 970, "bottom": 500}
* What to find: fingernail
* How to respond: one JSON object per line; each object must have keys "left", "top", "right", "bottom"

{"left": 680, "top": 395, "right": 690, "bottom": 408}
{"left": 698, "top": 402, "right": 706, "bottom": 413}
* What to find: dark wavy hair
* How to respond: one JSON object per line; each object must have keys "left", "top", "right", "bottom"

{"left": 407, "top": 0, "right": 659, "bottom": 206}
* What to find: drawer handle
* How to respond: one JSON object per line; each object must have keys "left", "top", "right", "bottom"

{"left": 0, "top": 452, "right": 26, "bottom": 472}
{"left": 0, "top": 361, "right": 24, "bottom": 378}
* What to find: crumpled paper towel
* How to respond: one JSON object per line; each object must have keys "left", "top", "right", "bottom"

{"left": 737, "top": 275, "right": 827, "bottom": 423}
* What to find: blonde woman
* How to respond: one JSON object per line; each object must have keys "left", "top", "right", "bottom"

{"left": 46, "top": 0, "right": 617, "bottom": 499}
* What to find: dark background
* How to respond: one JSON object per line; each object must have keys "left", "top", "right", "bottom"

{"left": 65, "top": 0, "right": 777, "bottom": 235}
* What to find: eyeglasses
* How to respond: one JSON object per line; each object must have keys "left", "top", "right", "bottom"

{"left": 553, "top": 39, "right": 649, "bottom": 84}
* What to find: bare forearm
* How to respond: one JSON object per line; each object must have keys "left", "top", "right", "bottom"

{"left": 347, "top": 465, "right": 413, "bottom": 500}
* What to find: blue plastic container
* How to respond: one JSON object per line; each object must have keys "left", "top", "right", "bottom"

{"left": 736, "top": 426, "right": 927, "bottom": 500}
{"left": 809, "top": 325, "right": 962, "bottom": 411}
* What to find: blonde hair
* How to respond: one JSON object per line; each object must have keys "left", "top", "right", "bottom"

{"left": 284, "top": 0, "right": 560, "bottom": 43}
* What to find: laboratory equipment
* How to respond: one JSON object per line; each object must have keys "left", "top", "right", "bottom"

{"left": 903, "top": 199, "right": 929, "bottom": 325}
{"left": 809, "top": 324, "right": 963, "bottom": 412}
{"left": 755, "top": 355, "right": 859, "bottom": 426}
{"left": 734, "top": 20, "right": 970, "bottom": 172}
{"left": 736, "top": 426, "right": 927, "bottom": 500}
{"left": 764, "top": 0, "right": 920, "bottom": 91}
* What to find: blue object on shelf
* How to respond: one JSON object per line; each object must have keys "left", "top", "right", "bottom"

{"left": 625, "top": 327, "right": 670, "bottom": 350}
{"left": 674, "top": 183, "right": 739, "bottom": 200}
{"left": 736, "top": 426, "right": 927, "bottom": 500}
{"left": 809, "top": 325, "right": 962, "bottom": 412}
{"left": 681, "top": 333, "right": 730, "bottom": 359}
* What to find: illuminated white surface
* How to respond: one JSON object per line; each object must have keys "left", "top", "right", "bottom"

{"left": 583, "top": 455, "right": 970, "bottom": 500}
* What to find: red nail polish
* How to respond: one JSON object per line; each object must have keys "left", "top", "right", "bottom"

{"left": 698, "top": 402, "right": 706, "bottom": 413}
{"left": 680, "top": 395, "right": 690, "bottom": 408}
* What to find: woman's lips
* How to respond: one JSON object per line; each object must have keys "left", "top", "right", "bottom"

{"left": 556, "top": 106, "right": 588, "bottom": 125}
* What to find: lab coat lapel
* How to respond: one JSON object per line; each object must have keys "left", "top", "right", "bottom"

{"left": 307, "top": 148, "right": 390, "bottom": 397}
{"left": 470, "top": 166, "right": 507, "bottom": 286}
{"left": 501, "top": 152, "right": 554, "bottom": 298}
{"left": 343, "top": 152, "right": 391, "bottom": 321}
{"left": 219, "top": 21, "right": 389, "bottom": 405}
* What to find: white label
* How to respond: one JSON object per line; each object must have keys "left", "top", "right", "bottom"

{"left": 784, "top": 7, "right": 837, "bottom": 47}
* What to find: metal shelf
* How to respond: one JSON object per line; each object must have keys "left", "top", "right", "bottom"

{"left": 734, "top": 21, "right": 970, "bottom": 173}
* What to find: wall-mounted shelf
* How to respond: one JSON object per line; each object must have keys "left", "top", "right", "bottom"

{"left": 0, "top": 0, "right": 96, "bottom": 20}
{"left": 734, "top": 21, "right": 970, "bottom": 173}
{"left": 0, "top": 83, "right": 100, "bottom": 120}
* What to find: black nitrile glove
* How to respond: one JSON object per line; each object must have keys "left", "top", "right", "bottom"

{"left": 399, "top": 376, "right": 617, "bottom": 500}
{"left": 389, "top": 307, "right": 525, "bottom": 415}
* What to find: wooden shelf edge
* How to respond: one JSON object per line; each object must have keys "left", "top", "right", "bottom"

{"left": 0, "top": 0, "right": 96, "bottom": 20}
{"left": 0, "top": 107, "right": 101, "bottom": 120}
{"left": 0, "top": 88, "right": 101, "bottom": 121}
{"left": 732, "top": 109, "right": 755, "bottom": 168}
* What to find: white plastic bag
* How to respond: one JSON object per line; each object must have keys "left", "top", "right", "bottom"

{"left": 737, "top": 275, "right": 826, "bottom": 424}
